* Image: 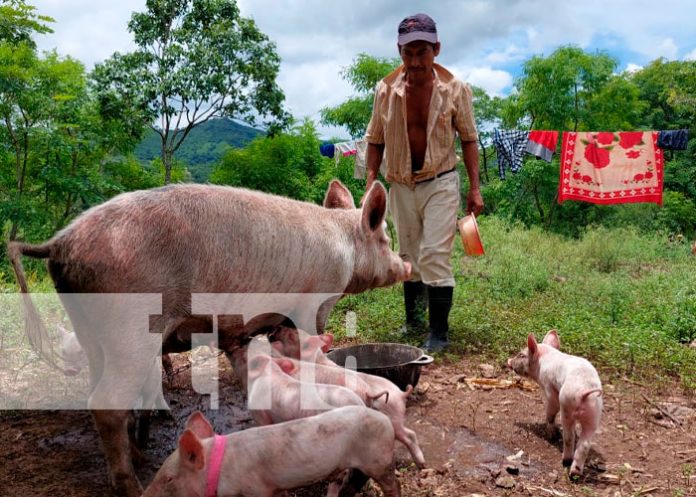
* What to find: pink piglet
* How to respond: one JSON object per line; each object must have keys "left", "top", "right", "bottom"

{"left": 507, "top": 329, "right": 602, "bottom": 477}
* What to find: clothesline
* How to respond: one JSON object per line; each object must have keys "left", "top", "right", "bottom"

{"left": 319, "top": 129, "right": 688, "bottom": 206}
{"left": 492, "top": 128, "right": 687, "bottom": 206}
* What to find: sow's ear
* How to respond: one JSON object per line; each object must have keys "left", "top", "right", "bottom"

{"left": 542, "top": 329, "right": 561, "bottom": 349}
{"left": 323, "top": 179, "right": 355, "bottom": 209}
{"left": 361, "top": 181, "right": 387, "bottom": 234}
{"left": 178, "top": 430, "right": 205, "bottom": 471}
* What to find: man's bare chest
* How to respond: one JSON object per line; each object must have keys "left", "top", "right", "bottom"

{"left": 405, "top": 86, "right": 432, "bottom": 128}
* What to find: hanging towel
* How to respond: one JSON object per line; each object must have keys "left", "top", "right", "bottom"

{"left": 526, "top": 130, "right": 559, "bottom": 162}
{"left": 558, "top": 131, "right": 664, "bottom": 206}
{"left": 493, "top": 129, "right": 529, "bottom": 179}
{"left": 657, "top": 129, "right": 688, "bottom": 150}
{"left": 319, "top": 143, "right": 335, "bottom": 159}
{"left": 353, "top": 140, "right": 367, "bottom": 179}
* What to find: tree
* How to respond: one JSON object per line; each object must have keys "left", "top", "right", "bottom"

{"left": 470, "top": 85, "right": 503, "bottom": 183}
{"left": 0, "top": 0, "right": 53, "bottom": 47}
{"left": 0, "top": 43, "right": 85, "bottom": 239}
{"left": 632, "top": 59, "right": 696, "bottom": 213}
{"left": 0, "top": 43, "right": 155, "bottom": 243}
{"left": 509, "top": 46, "right": 620, "bottom": 131}
{"left": 210, "top": 119, "right": 321, "bottom": 200}
{"left": 320, "top": 53, "right": 400, "bottom": 139}
{"left": 91, "top": 0, "right": 290, "bottom": 184}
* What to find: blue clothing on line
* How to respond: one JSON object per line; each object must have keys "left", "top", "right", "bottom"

{"left": 657, "top": 129, "right": 688, "bottom": 150}
{"left": 320, "top": 142, "right": 335, "bottom": 159}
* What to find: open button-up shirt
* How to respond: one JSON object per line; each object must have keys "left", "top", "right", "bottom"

{"left": 365, "top": 63, "right": 478, "bottom": 186}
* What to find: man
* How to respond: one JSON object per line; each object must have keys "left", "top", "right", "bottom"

{"left": 364, "top": 13, "right": 483, "bottom": 352}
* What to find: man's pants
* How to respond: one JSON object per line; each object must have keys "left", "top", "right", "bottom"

{"left": 388, "top": 171, "right": 460, "bottom": 287}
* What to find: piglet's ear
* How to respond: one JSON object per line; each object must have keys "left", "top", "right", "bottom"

{"left": 542, "top": 329, "right": 561, "bottom": 349}
{"left": 185, "top": 411, "right": 214, "bottom": 439}
{"left": 275, "top": 358, "right": 296, "bottom": 375}
{"left": 527, "top": 334, "right": 538, "bottom": 356}
{"left": 178, "top": 430, "right": 205, "bottom": 471}
{"left": 319, "top": 333, "right": 334, "bottom": 351}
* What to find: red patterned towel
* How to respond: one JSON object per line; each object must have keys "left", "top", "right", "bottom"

{"left": 558, "top": 131, "right": 664, "bottom": 205}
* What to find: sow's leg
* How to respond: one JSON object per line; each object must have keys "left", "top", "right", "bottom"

{"left": 80, "top": 296, "right": 163, "bottom": 497}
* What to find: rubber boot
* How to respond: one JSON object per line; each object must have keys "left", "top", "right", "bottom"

{"left": 422, "top": 286, "right": 453, "bottom": 353}
{"left": 400, "top": 280, "right": 427, "bottom": 335}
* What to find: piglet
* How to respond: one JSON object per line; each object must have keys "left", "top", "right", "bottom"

{"left": 245, "top": 354, "right": 365, "bottom": 426}
{"left": 58, "top": 324, "right": 87, "bottom": 376}
{"left": 277, "top": 356, "right": 424, "bottom": 469}
{"left": 507, "top": 329, "right": 603, "bottom": 477}
{"left": 270, "top": 326, "right": 336, "bottom": 365}
{"left": 141, "top": 406, "right": 401, "bottom": 497}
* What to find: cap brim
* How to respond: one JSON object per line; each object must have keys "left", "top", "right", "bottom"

{"left": 398, "top": 32, "right": 437, "bottom": 45}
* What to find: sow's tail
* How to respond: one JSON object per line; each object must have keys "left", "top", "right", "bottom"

{"left": 7, "top": 241, "right": 60, "bottom": 368}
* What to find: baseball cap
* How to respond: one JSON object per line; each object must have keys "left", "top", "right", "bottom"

{"left": 397, "top": 13, "right": 438, "bottom": 45}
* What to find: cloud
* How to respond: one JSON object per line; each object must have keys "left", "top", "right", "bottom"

{"left": 624, "top": 63, "right": 643, "bottom": 73}
{"left": 33, "top": 0, "right": 142, "bottom": 69}
{"left": 28, "top": 0, "right": 696, "bottom": 137}
{"left": 451, "top": 66, "right": 513, "bottom": 96}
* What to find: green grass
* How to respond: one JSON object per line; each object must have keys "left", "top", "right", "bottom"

{"left": 329, "top": 216, "right": 696, "bottom": 392}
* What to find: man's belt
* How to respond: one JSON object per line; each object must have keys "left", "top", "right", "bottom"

{"left": 414, "top": 168, "right": 457, "bottom": 184}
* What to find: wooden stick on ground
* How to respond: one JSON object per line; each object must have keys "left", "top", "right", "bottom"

{"left": 640, "top": 393, "right": 684, "bottom": 429}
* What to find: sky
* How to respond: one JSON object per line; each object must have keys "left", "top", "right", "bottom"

{"left": 30, "top": 0, "right": 696, "bottom": 139}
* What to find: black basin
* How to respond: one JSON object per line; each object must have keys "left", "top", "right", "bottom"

{"left": 326, "top": 343, "right": 433, "bottom": 391}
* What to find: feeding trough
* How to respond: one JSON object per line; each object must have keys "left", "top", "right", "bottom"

{"left": 326, "top": 343, "right": 433, "bottom": 390}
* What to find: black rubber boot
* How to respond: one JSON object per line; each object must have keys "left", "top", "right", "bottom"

{"left": 401, "top": 280, "right": 427, "bottom": 334}
{"left": 422, "top": 286, "right": 453, "bottom": 353}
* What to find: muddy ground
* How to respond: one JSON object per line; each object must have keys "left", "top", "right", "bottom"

{"left": 1, "top": 350, "right": 695, "bottom": 497}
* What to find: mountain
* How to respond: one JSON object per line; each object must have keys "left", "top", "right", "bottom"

{"left": 134, "top": 118, "right": 263, "bottom": 182}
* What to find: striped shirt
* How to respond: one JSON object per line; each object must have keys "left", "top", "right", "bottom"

{"left": 365, "top": 63, "right": 478, "bottom": 186}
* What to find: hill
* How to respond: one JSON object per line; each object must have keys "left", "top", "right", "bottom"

{"left": 134, "top": 118, "right": 263, "bottom": 182}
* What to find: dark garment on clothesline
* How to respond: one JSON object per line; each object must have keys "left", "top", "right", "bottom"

{"left": 657, "top": 129, "right": 688, "bottom": 150}
{"left": 493, "top": 129, "right": 529, "bottom": 179}
{"left": 319, "top": 143, "right": 335, "bottom": 159}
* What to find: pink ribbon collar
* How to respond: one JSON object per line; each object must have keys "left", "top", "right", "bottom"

{"left": 205, "top": 434, "right": 227, "bottom": 497}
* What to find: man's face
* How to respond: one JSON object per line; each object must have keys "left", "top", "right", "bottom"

{"left": 399, "top": 40, "right": 440, "bottom": 80}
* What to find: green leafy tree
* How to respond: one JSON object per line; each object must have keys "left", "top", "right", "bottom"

{"left": 91, "top": 0, "right": 290, "bottom": 184}
{"left": 471, "top": 85, "right": 503, "bottom": 183}
{"left": 509, "top": 46, "right": 620, "bottom": 131}
{"left": 0, "top": 44, "right": 86, "bottom": 239}
{"left": 632, "top": 58, "right": 696, "bottom": 131}
{"left": 211, "top": 119, "right": 322, "bottom": 200}
{"left": 0, "top": 0, "right": 53, "bottom": 47}
{"left": 320, "top": 53, "right": 400, "bottom": 139}
{"left": 0, "top": 43, "right": 155, "bottom": 243}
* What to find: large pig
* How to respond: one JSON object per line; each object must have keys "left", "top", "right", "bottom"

{"left": 275, "top": 355, "right": 425, "bottom": 469}
{"left": 507, "top": 330, "right": 603, "bottom": 478}
{"left": 141, "top": 407, "right": 401, "bottom": 497}
{"left": 245, "top": 353, "right": 365, "bottom": 425}
{"left": 7, "top": 180, "right": 410, "bottom": 497}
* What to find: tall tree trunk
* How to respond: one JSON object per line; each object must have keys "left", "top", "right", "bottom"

{"left": 161, "top": 135, "right": 173, "bottom": 184}
{"left": 9, "top": 131, "right": 30, "bottom": 241}
{"left": 532, "top": 183, "right": 545, "bottom": 222}
{"left": 478, "top": 136, "right": 490, "bottom": 183}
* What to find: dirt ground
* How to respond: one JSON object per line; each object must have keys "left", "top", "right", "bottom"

{"left": 1, "top": 350, "right": 695, "bottom": 497}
